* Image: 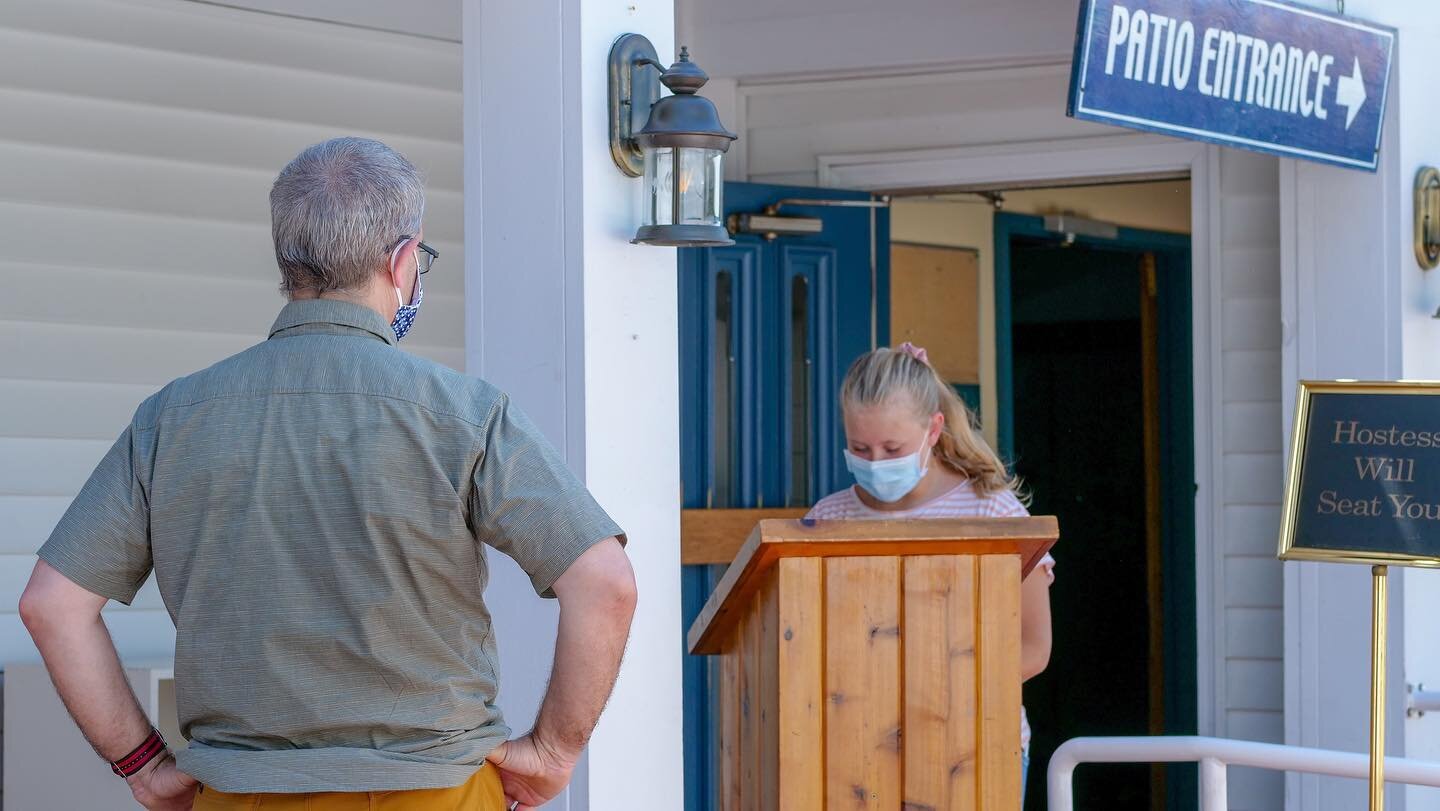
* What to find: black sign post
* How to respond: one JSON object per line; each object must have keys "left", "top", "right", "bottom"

{"left": 1279, "top": 380, "right": 1440, "bottom": 810}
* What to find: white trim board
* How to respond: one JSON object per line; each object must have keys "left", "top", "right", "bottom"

{"left": 819, "top": 134, "right": 1203, "bottom": 191}
{"left": 818, "top": 134, "right": 1225, "bottom": 739}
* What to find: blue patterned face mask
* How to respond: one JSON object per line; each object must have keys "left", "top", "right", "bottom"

{"left": 391, "top": 251, "right": 424, "bottom": 342}
{"left": 843, "top": 429, "right": 932, "bottom": 503}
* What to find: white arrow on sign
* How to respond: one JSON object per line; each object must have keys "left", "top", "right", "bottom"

{"left": 1336, "top": 57, "right": 1367, "bottom": 130}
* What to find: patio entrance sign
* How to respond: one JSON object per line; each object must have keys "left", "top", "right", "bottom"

{"left": 1068, "top": 0, "right": 1395, "bottom": 171}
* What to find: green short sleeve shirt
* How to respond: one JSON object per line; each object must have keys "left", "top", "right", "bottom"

{"left": 38, "top": 300, "right": 625, "bottom": 793}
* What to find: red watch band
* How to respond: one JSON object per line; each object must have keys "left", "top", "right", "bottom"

{"left": 110, "top": 728, "right": 166, "bottom": 778}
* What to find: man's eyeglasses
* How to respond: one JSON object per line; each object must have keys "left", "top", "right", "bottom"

{"left": 389, "top": 235, "right": 440, "bottom": 275}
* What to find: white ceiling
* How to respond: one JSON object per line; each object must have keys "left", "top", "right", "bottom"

{"left": 201, "top": 0, "right": 1081, "bottom": 82}
{"left": 191, "top": 0, "right": 461, "bottom": 41}
{"left": 678, "top": 0, "right": 1080, "bottom": 80}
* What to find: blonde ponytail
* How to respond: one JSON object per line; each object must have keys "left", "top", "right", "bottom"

{"left": 839, "top": 346, "right": 1027, "bottom": 502}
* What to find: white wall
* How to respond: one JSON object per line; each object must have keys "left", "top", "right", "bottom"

{"left": 1390, "top": 11, "right": 1440, "bottom": 806}
{"left": 1210, "top": 150, "right": 1286, "bottom": 809}
{"left": 578, "top": 5, "right": 685, "bottom": 805}
{"left": 463, "top": 0, "right": 684, "bottom": 807}
{"left": 1280, "top": 2, "right": 1440, "bottom": 809}
{"left": 0, "top": 0, "right": 464, "bottom": 664}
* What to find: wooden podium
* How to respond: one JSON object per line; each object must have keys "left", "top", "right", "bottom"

{"left": 688, "top": 517, "right": 1058, "bottom": 810}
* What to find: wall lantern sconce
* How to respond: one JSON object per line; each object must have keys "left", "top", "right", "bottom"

{"left": 1416, "top": 167, "right": 1440, "bottom": 271}
{"left": 609, "top": 34, "right": 737, "bottom": 247}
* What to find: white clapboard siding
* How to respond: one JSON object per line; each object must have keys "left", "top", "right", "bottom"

{"left": 0, "top": 263, "right": 465, "bottom": 350}
{"left": 0, "top": 201, "right": 465, "bottom": 283}
{"left": 0, "top": 0, "right": 462, "bottom": 668}
{"left": 0, "top": 438, "right": 115, "bottom": 498}
{"left": 2, "top": 381, "right": 154, "bottom": 440}
{"left": 1, "top": 0, "right": 460, "bottom": 91}
{"left": 736, "top": 63, "right": 1285, "bottom": 809}
{"left": 1215, "top": 149, "right": 1284, "bottom": 811}
{"left": 0, "top": 498, "right": 73, "bottom": 557}
{"left": 0, "top": 611, "right": 178, "bottom": 664}
{"left": 0, "top": 141, "right": 465, "bottom": 239}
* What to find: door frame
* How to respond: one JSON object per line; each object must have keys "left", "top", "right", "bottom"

{"left": 991, "top": 213, "right": 1191, "bottom": 458}
{"left": 818, "top": 133, "right": 1226, "bottom": 742}
{"left": 678, "top": 182, "right": 890, "bottom": 810}
{"left": 996, "top": 211, "right": 1197, "bottom": 808}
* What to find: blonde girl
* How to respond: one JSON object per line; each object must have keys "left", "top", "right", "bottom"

{"left": 805, "top": 342, "right": 1055, "bottom": 797}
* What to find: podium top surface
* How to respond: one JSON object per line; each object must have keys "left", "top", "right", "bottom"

{"left": 687, "top": 516, "right": 1059, "bottom": 654}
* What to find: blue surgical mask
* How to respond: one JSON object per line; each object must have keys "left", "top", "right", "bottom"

{"left": 391, "top": 265, "right": 424, "bottom": 342}
{"left": 844, "top": 432, "right": 932, "bottom": 503}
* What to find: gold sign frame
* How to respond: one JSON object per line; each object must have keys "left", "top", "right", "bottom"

{"left": 1278, "top": 379, "right": 1440, "bottom": 568}
{"left": 1275, "top": 379, "right": 1440, "bottom": 811}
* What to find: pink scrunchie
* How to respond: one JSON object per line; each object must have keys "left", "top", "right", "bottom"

{"left": 897, "top": 341, "right": 929, "bottom": 365}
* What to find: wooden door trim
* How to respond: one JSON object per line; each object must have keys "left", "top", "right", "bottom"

{"left": 682, "top": 508, "right": 812, "bottom": 565}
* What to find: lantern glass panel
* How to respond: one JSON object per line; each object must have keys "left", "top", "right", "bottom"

{"left": 643, "top": 147, "right": 724, "bottom": 228}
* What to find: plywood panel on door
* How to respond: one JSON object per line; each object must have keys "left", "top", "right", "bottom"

{"left": 891, "top": 243, "right": 980, "bottom": 384}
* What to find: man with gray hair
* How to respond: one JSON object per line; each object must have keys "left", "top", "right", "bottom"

{"left": 20, "top": 137, "right": 635, "bottom": 811}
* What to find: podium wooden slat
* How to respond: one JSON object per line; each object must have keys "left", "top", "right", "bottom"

{"left": 740, "top": 605, "right": 760, "bottom": 810}
{"left": 758, "top": 579, "right": 780, "bottom": 811}
{"left": 825, "top": 557, "right": 902, "bottom": 809}
{"left": 690, "top": 517, "right": 1057, "bottom": 810}
{"left": 720, "top": 641, "right": 741, "bottom": 811}
{"left": 903, "top": 555, "right": 978, "bottom": 807}
{"left": 777, "top": 558, "right": 824, "bottom": 807}
{"left": 978, "top": 554, "right": 1023, "bottom": 806}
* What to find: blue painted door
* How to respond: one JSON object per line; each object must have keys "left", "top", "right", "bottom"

{"left": 678, "top": 182, "right": 889, "bottom": 810}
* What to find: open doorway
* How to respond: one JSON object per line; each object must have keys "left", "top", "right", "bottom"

{"left": 889, "top": 180, "right": 1196, "bottom": 810}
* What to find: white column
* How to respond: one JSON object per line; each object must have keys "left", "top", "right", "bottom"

{"left": 463, "top": 2, "right": 682, "bottom": 809}
{"left": 1388, "top": 13, "right": 1440, "bottom": 811}
{"left": 1281, "top": 3, "right": 1440, "bottom": 810}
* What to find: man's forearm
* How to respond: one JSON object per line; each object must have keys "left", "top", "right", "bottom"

{"left": 531, "top": 572, "right": 636, "bottom": 759}
{"left": 26, "top": 606, "right": 152, "bottom": 761}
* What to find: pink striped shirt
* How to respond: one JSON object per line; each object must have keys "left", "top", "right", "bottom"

{"left": 806, "top": 478, "right": 1055, "bottom": 751}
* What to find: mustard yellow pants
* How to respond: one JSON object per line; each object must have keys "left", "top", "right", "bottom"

{"left": 193, "top": 765, "right": 506, "bottom": 810}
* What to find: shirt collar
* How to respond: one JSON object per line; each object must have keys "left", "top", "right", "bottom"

{"left": 268, "top": 299, "right": 397, "bottom": 346}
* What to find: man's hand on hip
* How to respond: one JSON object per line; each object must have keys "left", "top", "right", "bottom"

{"left": 486, "top": 734, "right": 577, "bottom": 811}
{"left": 488, "top": 538, "right": 635, "bottom": 810}
{"left": 126, "top": 752, "right": 198, "bottom": 810}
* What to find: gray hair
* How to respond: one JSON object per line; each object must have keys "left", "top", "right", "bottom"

{"left": 269, "top": 137, "right": 425, "bottom": 296}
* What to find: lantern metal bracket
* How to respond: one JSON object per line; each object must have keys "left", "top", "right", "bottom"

{"left": 608, "top": 33, "right": 662, "bottom": 178}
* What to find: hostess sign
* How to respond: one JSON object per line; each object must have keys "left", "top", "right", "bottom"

{"left": 1068, "top": 0, "right": 1395, "bottom": 171}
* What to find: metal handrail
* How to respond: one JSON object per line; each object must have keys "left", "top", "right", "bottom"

{"left": 1047, "top": 735, "right": 1440, "bottom": 811}
{"left": 1408, "top": 684, "right": 1440, "bottom": 716}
